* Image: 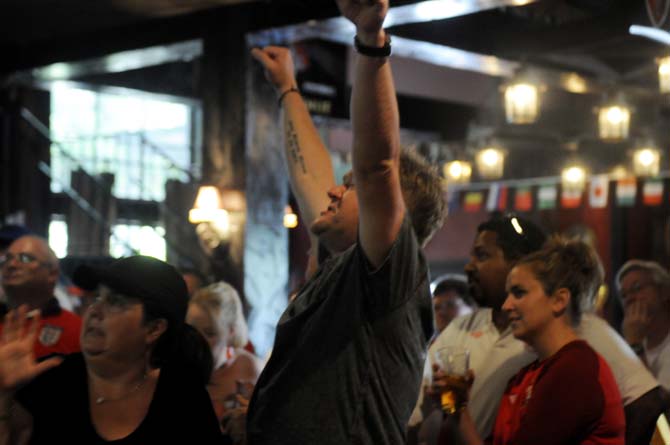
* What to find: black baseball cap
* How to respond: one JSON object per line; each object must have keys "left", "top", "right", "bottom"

{"left": 0, "top": 225, "right": 32, "bottom": 248}
{"left": 72, "top": 255, "right": 188, "bottom": 324}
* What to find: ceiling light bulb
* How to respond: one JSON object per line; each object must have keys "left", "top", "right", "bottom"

{"left": 481, "top": 148, "right": 500, "bottom": 167}
{"left": 449, "top": 161, "right": 463, "bottom": 178}
{"left": 562, "top": 166, "right": 585, "bottom": 185}
{"left": 606, "top": 106, "right": 624, "bottom": 124}
{"left": 637, "top": 149, "right": 657, "bottom": 167}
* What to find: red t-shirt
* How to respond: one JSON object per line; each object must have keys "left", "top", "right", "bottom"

{"left": 490, "top": 340, "right": 625, "bottom": 445}
{"left": 0, "top": 300, "right": 82, "bottom": 359}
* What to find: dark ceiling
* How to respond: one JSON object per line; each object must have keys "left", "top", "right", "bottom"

{"left": 2, "top": 0, "right": 668, "bottom": 180}
{"left": 2, "top": 1, "right": 665, "bottom": 89}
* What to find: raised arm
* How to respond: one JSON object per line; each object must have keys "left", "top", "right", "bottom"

{"left": 336, "top": 0, "right": 405, "bottom": 268}
{"left": 251, "top": 47, "right": 336, "bottom": 250}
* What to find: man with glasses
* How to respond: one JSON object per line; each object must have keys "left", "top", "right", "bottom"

{"left": 0, "top": 236, "right": 81, "bottom": 358}
{"left": 0, "top": 224, "right": 31, "bottom": 303}
{"left": 416, "top": 215, "right": 663, "bottom": 445}
{"left": 616, "top": 260, "right": 670, "bottom": 393}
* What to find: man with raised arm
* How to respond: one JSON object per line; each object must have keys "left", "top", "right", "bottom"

{"left": 247, "top": 0, "right": 447, "bottom": 443}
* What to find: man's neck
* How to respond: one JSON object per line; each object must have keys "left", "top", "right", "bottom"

{"left": 491, "top": 308, "right": 510, "bottom": 333}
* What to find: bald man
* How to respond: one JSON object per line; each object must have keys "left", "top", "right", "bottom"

{"left": 0, "top": 236, "right": 81, "bottom": 358}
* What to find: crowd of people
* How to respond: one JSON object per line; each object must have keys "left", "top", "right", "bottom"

{"left": 0, "top": 0, "right": 668, "bottom": 444}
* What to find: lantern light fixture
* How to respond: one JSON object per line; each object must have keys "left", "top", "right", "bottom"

{"left": 609, "top": 164, "right": 630, "bottom": 180}
{"left": 189, "top": 186, "right": 228, "bottom": 224}
{"left": 658, "top": 56, "right": 670, "bottom": 93}
{"left": 475, "top": 146, "right": 506, "bottom": 180}
{"left": 503, "top": 81, "right": 541, "bottom": 124}
{"left": 632, "top": 145, "right": 661, "bottom": 177}
{"left": 443, "top": 160, "right": 472, "bottom": 184}
{"left": 597, "top": 97, "right": 631, "bottom": 141}
{"left": 561, "top": 165, "right": 587, "bottom": 191}
{"left": 283, "top": 205, "right": 298, "bottom": 229}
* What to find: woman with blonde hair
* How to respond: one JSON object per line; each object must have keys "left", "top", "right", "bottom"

{"left": 187, "top": 281, "right": 261, "bottom": 423}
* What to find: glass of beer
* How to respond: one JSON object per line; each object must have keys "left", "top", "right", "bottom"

{"left": 433, "top": 346, "right": 470, "bottom": 415}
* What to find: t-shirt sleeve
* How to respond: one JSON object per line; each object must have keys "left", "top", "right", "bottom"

{"left": 513, "top": 346, "right": 607, "bottom": 445}
{"left": 578, "top": 313, "right": 659, "bottom": 405}
{"left": 356, "top": 213, "right": 429, "bottom": 311}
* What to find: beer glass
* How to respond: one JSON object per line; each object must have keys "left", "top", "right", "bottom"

{"left": 433, "top": 346, "right": 470, "bottom": 414}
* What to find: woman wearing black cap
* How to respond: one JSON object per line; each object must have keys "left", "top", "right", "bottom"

{"left": 0, "top": 255, "right": 224, "bottom": 444}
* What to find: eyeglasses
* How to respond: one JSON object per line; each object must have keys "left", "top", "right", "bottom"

{"left": 0, "top": 252, "right": 44, "bottom": 267}
{"left": 91, "top": 291, "right": 140, "bottom": 313}
{"left": 619, "top": 281, "right": 655, "bottom": 301}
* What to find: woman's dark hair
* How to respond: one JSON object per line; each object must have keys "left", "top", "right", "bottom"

{"left": 144, "top": 304, "right": 213, "bottom": 385}
{"left": 516, "top": 236, "right": 604, "bottom": 325}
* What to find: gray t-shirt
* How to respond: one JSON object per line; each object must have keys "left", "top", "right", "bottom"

{"left": 247, "top": 216, "right": 433, "bottom": 444}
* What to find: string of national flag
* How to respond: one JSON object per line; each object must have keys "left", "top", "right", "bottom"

{"left": 448, "top": 176, "right": 668, "bottom": 213}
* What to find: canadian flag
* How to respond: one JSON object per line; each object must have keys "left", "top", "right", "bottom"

{"left": 589, "top": 175, "right": 609, "bottom": 208}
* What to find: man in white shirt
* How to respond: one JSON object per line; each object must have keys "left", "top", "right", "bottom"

{"left": 616, "top": 260, "right": 670, "bottom": 392}
{"left": 416, "top": 215, "right": 664, "bottom": 445}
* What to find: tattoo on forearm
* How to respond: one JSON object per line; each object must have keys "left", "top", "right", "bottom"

{"left": 287, "top": 120, "right": 307, "bottom": 174}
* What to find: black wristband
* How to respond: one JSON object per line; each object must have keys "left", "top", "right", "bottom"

{"left": 278, "top": 87, "right": 299, "bottom": 106}
{"left": 354, "top": 35, "right": 391, "bottom": 58}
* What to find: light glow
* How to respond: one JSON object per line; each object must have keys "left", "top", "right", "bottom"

{"left": 189, "top": 186, "right": 228, "bottom": 224}
{"left": 443, "top": 161, "right": 472, "bottom": 184}
{"left": 633, "top": 147, "right": 661, "bottom": 177}
{"left": 283, "top": 205, "right": 298, "bottom": 229}
{"left": 562, "top": 165, "right": 586, "bottom": 190}
{"left": 475, "top": 147, "right": 505, "bottom": 179}
{"left": 598, "top": 105, "right": 631, "bottom": 141}
{"left": 504, "top": 82, "right": 540, "bottom": 124}
{"left": 659, "top": 56, "right": 670, "bottom": 93}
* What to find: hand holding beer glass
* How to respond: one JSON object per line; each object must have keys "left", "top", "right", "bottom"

{"left": 433, "top": 346, "right": 471, "bottom": 415}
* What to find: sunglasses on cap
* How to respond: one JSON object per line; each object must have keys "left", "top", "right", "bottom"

{"left": 498, "top": 213, "right": 537, "bottom": 253}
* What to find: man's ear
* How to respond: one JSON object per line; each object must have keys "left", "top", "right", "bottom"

{"left": 145, "top": 319, "right": 168, "bottom": 344}
{"left": 47, "top": 266, "right": 59, "bottom": 287}
{"left": 551, "top": 288, "right": 571, "bottom": 317}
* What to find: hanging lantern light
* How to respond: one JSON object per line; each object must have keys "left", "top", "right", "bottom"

{"left": 658, "top": 56, "right": 670, "bottom": 93}
{"left": 475, "top": 146, "right": 506, "bottom": 179}
{"left": 561, "top": 165, "right": 587, "bottom": 191}
{"left": 609, "top": 164, "right": 630, "bottom": 180}
{"left": 597, "top": 98, "right": 631, "bottom": 141}
{"left": 283, "top": 205, "right": 298, "bottom": 229}
{"left": 443, "top": 160, "right": 472, "bottom": 184}
{"left": 503, "top": 81, "right": 541, "bottom": 124}
{"left": 632, "top": 145, "right": 661, "bottom": 177}
{"left": 189, "top": 186, "right": 228, "bottom": 224}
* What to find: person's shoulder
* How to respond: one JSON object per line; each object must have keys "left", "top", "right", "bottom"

{"left": 432, "top": 309, "right": 491, "bottom": 346}
{"left": 577, "top": 313, "right": 639, "bottom": 360}
{"left": 545, "top": 340, "right": 599, "bottom": 377}
{"left": 577, "top": 312, "right": 613, "bottom": 334}
{"left": 450, "top": 308, "right": 492, "bottom": 331}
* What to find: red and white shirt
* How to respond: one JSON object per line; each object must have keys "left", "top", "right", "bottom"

{"left": 490, "top": 340, "right": 625, "bottom": 445}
